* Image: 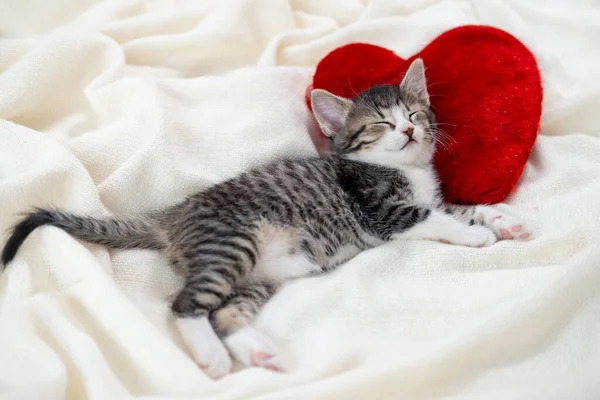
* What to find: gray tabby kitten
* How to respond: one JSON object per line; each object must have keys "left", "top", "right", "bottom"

{"left": 1, "top": 59, "right": 531, "bottom": 379}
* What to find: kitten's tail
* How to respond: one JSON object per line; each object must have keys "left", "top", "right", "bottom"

{"left": 1, "top": 208, "right": 166, "bottom": 266}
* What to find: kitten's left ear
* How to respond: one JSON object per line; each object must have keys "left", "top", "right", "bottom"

{"left": 399, "top": 58, "right": 429, "bottom": 105}
{"left": 311, "top": 89, "right": 351, "bottom": 138}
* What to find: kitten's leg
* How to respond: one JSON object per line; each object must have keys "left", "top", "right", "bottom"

{"left": 175, "top": 315, "right": 231, "bottom": 379}
{"left": 392, "top": 208, "right": 497, "bottom": 247}
{"left": 211, "top": 281, "right": 286, "bottom": 372}
{"left": 172, "top": 247, "right": 256, "bottom": 379}
{"left": 442, "top": 204, "right": 533, "bottom": 241}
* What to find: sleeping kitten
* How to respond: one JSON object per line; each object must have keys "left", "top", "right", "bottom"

{"left": 1, "top": 59, "right": 532, "bottom": 379}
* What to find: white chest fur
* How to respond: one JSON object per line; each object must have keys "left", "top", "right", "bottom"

{"left": 401, "top": 166, "right": 440, "bottom": 205}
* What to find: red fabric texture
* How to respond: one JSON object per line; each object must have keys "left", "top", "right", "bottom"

{"left": 306, "top": 25, "right": 543, "bottom": 205}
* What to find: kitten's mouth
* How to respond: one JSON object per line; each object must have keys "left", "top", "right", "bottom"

{"left": 385, "top": 138, "right": 418, "bottom": 152}
{"left": 400, "top": 138, "right": 417, "bottom": 150}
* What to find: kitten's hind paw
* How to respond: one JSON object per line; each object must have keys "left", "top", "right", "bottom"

{"left": 249, "top": 351, "right": 286, "bottom": 372}
{"left": 195, "top": 350, "right": 232, "bottom": 380}
{"left": 224, "top": 327, "right": 287, "bottom": 373}
{"left": 176, "top": 317, "right": 232, "bottom": 379}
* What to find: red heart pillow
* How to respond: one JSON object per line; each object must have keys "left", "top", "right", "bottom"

{"left": 306, "top": 25, "right": 542, "bottom": 205}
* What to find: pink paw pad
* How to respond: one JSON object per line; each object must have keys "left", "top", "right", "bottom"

{"left": 500, "top": 229, "right": 514, "bottom": 240}
{"left": 519, "top": 233, "right": 530, "bottom": 239}
{"left": 263, "top": 363, "right": 280, "bottom": 371}
{"left": 511, "top": 225, "right": 522, "bottom": 232}
{"left": 249, "top": 352, "right": 281, "bottom": 372}
{"left": 250, "top": 352, "right": 273, "bottom": 367}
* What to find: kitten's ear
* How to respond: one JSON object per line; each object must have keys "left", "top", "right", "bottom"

{"left": 399, "top": 58, "right": 429, "bottom": 105}
{"left": 310, "top": 89, "right": 351, "bottom": 137}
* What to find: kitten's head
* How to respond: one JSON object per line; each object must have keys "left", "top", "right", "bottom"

{"left": 310, "top": 58, "right": 437, "bottom": 168}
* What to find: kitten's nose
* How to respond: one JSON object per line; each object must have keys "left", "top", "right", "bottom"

{"left": 402, "top": 124, "right": 414, "bottom": 138}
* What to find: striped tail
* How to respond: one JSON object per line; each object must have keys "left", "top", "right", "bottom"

{"left": 1, "top": 208, "right": 165, "bottom": 266}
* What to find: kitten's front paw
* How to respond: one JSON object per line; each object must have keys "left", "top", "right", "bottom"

{"left": 452, "top": 225, "right": 498, "bottom": 248}
{"left": 486, "top": 214, "right": 533, "bottom": 241}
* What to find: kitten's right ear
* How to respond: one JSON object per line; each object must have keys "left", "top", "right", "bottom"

{"left": 400, "top": 58, "right": 429, "bottom": 105}
{"left": 310, "top": 89, "right": 351, "bottom": 137}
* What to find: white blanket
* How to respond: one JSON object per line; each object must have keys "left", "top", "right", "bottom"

{"left": 2, "top": 0, "right": 600, "bottom": 399}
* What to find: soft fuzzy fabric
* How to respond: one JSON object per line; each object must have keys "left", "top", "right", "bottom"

{"left": 308, "top": 26, "right": 543, "bottom": 204}
{"left": 2, "top": 1, "right": 600, "bottom": 400}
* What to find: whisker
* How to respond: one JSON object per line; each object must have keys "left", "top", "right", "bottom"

{"left": 426, "top": 81, "right": 453, "bottom": 89}
{"left": 432, "top": 129, "right": 457, "bottom": 148}
{"left": 346, "top": 72, "right": 360, "bottom": 98}
{"left": 432, "top": 133, "right": 451, "bottom": 151}
{"left": 431, "top": 125, "right": 456, "bottom": 142}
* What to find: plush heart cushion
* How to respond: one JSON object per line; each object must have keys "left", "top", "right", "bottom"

{"left": 306, "top": 25, "right": 543, "bottom": 205}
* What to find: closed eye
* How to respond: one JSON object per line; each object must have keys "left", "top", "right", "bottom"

{"left": 349, "top": 138, "right": 379, "bottom": 151}
{"left": 409, "top": 111, "right": 422, "bottom": 121}
{"left": 373, "top": 121, "right": 395, "bottom": 128}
